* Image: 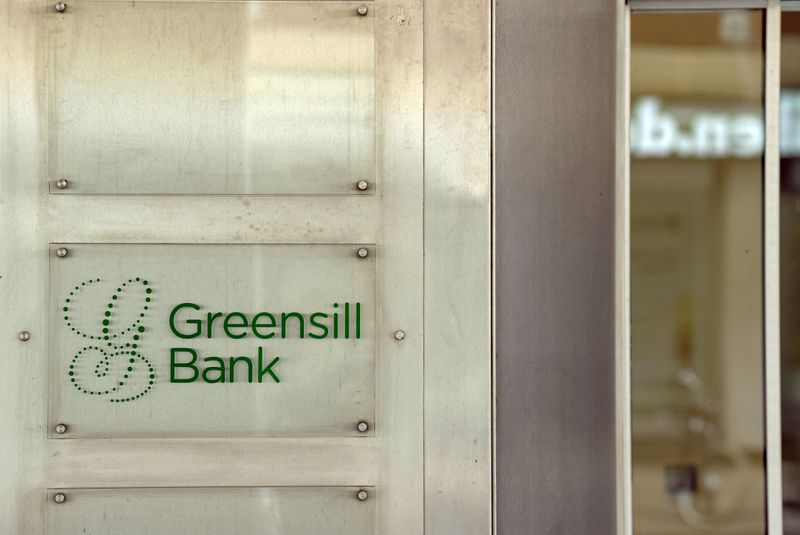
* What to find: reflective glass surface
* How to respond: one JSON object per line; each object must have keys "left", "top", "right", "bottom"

{"left": 48, "top": 244, "right": 376, "bottom": 438}
{"left": 631, "top": 12, "right": 766, "bottom": 534}
{"left": 48, "top": 1, "right": 374, "bottom": 195}
{"left": 46, "top": 487, "right": 374, "bottom": 534}
{"left": 782, "top": 10, "right": 800, "bottom": 534}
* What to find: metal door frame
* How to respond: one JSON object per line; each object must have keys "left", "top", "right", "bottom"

{"left": 621, "top": 0, "right": 784, "bottom": 532}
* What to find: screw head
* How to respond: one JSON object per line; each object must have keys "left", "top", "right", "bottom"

{"left": 357, "top": 489, "right": 369, "bottom": 501}
{"left": 54, "top": 2, "right": 67, "bottom": 12}
{"left": 357, "top": 421, "right": 369, "bottom": 433}
{"left": 18, "top": 331, "right": 30, "bottom": 342}
{"left": 54, "top": 423, "right": 67, "bottom": 434}
{"left": 55, "top": 179, "right": 68, "bottom": 189}
{"left": 357, "top": 4, "right": 368, "bottom": 16}
{"left": 56, "top": 247, "right": 68, "bottom": 258}
{"left": 53, "top": 493, "right": 66, "bottom": 503}
{"left": 394, "top": 330, "right": 406, "bottom": 341}
{"left": 357, "top": 247, "right": 369, "bottom": 259}
{"left": 356, "top": 180, "right": 369, "bottom": 191}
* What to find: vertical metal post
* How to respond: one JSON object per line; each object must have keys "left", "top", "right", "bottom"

{"left": 424, "top": 0, "right": 493, "bottom": 533}
{"left": 616, "top": 1, "right": 633, "bottom": 534}
{"left": 764, "top": 1, "right": 783, "bottom": 533}
{"left": 494, "top": 1, "right": 619, "bottom": 533}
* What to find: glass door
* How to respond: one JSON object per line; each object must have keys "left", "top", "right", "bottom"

{"left": 629, "top": 7, "right": 767, "bottom": 534}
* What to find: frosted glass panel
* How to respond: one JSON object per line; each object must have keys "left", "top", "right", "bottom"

{"left": 48, "top": 243, "right": 375, "bottom": 438}
{"left": 46, "top": 487, "right": 375, "bottom": 535}
{"left": 47, "top": 1, "right": 375, "bottom": 195}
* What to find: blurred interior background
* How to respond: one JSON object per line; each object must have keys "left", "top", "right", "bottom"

{"left": 631, "top": 10, "right": 800, "bottom": 534}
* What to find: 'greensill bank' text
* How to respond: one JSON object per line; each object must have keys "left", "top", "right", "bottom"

{"left": 167, "top": 302, "right": 363, "bottom": 385}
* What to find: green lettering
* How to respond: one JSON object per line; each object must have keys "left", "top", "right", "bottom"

{"left": 308, "top": 312, "right": 329, "bottom": 339}
{"left": 258, "top": 347, "right": 280, "bottom": 383}
{"left": 169, "top": 303, "right": 201, "bottom": 339}
{"left": 202, "top": 356, "right": 226, "bottom": 383}
{"left": 356, "top": 302, "right": 361, "bottom": 339}
{"left": 170, "top": 348, "right": 199, "bottom": 383}
{"left": 280, "top": 312, "right": 305, "bottom": 339}
{"left": 229, "top": 356, "right": 253, "bottom": 383}
{"left": 206, "top": 312, "right": 224, "bottom": 339}
{"left": 251, "top": 312, "right": 276, "bottom": 339}
{"left": 345, "top": 303, "right": 350, "bottom": 339}
{"left": 333, "top": 303, "right": 339, "bottom": 339}
{"left": 223, "top": 312, "right": 248, "bottom": 339}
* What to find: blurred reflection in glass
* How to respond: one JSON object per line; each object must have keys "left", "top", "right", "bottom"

{"left": 631, "top": 12, "right": 765, "bottom": 535}
{"left": 782, "top": 10, "right": 800, "bottom": 535}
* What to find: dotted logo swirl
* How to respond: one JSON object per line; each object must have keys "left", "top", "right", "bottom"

{"left": 62, "top": 278, "right": 155, "bottom": 403}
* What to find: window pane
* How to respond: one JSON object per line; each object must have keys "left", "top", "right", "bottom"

{"left": 631, "top": 12, "right": 766, "bottom": 535}
{"left": 782, "top": 10, "right": 800, "bottom": 534}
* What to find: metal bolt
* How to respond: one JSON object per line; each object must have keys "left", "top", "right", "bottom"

{"left": 356, "top": 4, "right": 368, "bottom": 16}
{"left": 357, "top": 247, "right": 369, "bottom": 259}
{"left": 55, "top": 179, "right": 69, "bottom": 190}
{"left": 54, "top": 423, "right": 67, "bottom": 434}
{"left": 356, "top": 180, "right": 369, "bottom": 191}
{"left": 53, "top": 493, "right": 66, "bottom": 504}
{"left": 357, "top": 421, "right": 369, "bottom": 433}
{"left": 18, "top": 331, "right": 30, "bottom": 342}
{"left": 394, "top": 330, "right": 406, "bottom": 341}
{"left": 356, "top": 489, "right": 369, "bottom": 501}
{"left": 54, "top": 2, "right": 67, "bottom": 12}
{"left": 56, "top": 247, "right": 68, "bottom": 258}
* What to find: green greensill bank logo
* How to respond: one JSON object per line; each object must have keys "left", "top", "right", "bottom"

{"left": 63, "top": 278, "right": 155, "bottom": 403}
{"left": 64, "top": 278, "right": 363, "bottom": 404}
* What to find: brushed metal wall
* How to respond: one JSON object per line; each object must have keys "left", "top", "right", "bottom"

{"left": 0, "top": 1, "right": 427, "bottom": 533}
{"left": 494, "top": 1, "right": 619, "bottom": 533}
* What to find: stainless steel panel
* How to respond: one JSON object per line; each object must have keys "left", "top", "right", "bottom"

{"left": 48, "top": 243, "right": 375, "bottom": 438}
{"left": 46, "top": 487, "right": 375, "bottom": 535}
{"left": 423, "top": 0, "right": 492, "bottom": 533}
{"left": 2, "top": 0, "right": 424, "bottom": 532}
{"left": 48, "top": 1, "right": 374, "bottom": 195}
{"left": 494, "top": 0, "right": 619, "bottom": 533}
